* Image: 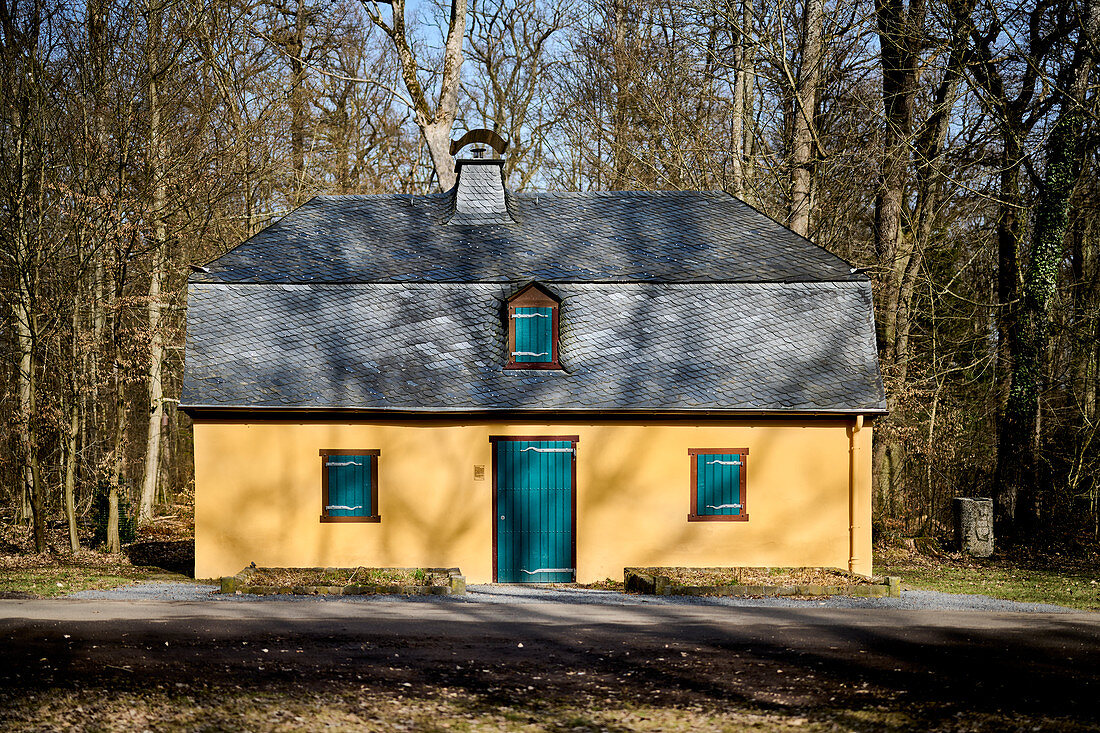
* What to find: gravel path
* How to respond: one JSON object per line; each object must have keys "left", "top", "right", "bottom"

{"left": 65, "top": 581, "right": 1079, "bottom": 613}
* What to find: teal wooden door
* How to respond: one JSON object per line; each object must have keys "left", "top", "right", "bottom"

{"left": 494, "top": 439, "right": 575, "bottom": 583}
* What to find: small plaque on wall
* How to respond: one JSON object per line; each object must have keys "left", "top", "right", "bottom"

{"left": 473, "top": 465, "right": 486, "bottom": 481}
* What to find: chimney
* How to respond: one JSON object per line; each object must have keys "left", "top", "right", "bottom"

{"left": 446, "top": 129, "right": 515, "bottom": 225}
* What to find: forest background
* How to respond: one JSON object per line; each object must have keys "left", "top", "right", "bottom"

{"left": 1, "top": 0, "right": 1098, "bottom": 556}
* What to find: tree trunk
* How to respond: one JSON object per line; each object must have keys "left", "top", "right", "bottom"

{"left": 994, "top": 0, "right": 1098, "bottom": 534}
{"left": 740, "top": 5, "right": 756, "bottom": 202}
{"left": 9, "top": 92, "right": 47, "bottom": 552}
{"left": 139, "top": 0, "right": 168, "bottom": 524}
{"left": 872, "top": 0, "right": 927, "bottom": 362}
{"left": 88, "top": 0, "right": 109, "bottom": 477}
{"left": 996, "top": 109, "right": 1091, "bottom": 537}
{"left": 15, "top": 282, "right": 45, "bottom": 552}
{"left": 787, "top": 0, "right": 823, "bottom": 236}
{"left": 366, "top": 0, "right": 466, "bottom": 191}
{"left": 423, "top": 120, "right": 458, "bottom": 191}
{"left": 609, "top": 0, "right": 632, "bottom": 189}
{"left": 106, "top": 264, "right": 126, "bottom": 554}
{"left": 994, "top": 131, "right": 1025, "bottom": 417}
{"left": 334, "top": 85, "right": 351, "bottom": 193}
{"left": 106, "top": 387, "right": 127, "bottom": 554}
{"left": 138, "top": 194, "right": 167, "bottom": 524}
{"left": 64, "top": 294, "right": 82, "bottom": 553}
{"left": 64, "top": 400, "right": 80, "bottom": 553}
{"left": 288, "top": 0, "right": 308, "bottom": 186}
{"left": 729, "top": 0, "right": 746, "bottom": 197}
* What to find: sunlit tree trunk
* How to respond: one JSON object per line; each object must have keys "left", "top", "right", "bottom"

{"left": 64, "top": 292, "right": 81, "bottom": 552}
{"left": 728, "top": 0, "right": 747, "bottom": 197}
{"left": 139, "top": 0, "right": 169, "bottom": 524}
{"left": 365, "top": 0, "right": 466, "bottom": 191}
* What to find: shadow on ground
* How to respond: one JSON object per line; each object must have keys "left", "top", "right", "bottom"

{"left": 0, "top": 603, "right": 1097, "bottom": 731}
{"left": 126, "top": 540, "right": 195, "bottom": 577}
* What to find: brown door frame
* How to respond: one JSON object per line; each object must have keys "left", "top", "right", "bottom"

{"left": 489, "top": 435, "right": 579, "bottom": 583}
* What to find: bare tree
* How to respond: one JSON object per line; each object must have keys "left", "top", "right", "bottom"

{"left": 786, "top": 0, "right": 823, "bottom": 236}
{"left": 362, "top": 0, "right": 466, "bottom": 190}
{"left": 1, "top": 0, "right": 51, "bottom": 551}
{"left": 461, "top": 0, "right": 571, "bottom": 190}
{"left": 993, "top": 0, "right": 1100, "bottom": 535}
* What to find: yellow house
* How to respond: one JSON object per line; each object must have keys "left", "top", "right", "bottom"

{"left": 182, "top": 136, "right": 886, "bottom": 583}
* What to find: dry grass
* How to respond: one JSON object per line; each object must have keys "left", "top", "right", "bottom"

{"left": 649, "top": 567, "right": 870, "bottom": 586}
{"left": 876, "top": 545, "right": 1100, "bottom": 612}
{"left": 0, "top": 565, "right": 193, "bottom": 598}
{"left": 247, "top": 567, "right": 449, "bottom": 587}
{"left": 0, "top": 496, "right": 196, "bottom": 597}
{"left": 574, "top": 577, "right": 625, "bottom": 591}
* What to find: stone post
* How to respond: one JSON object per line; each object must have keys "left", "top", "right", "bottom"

{"left": 954, "top": 497, "right": 994, "bottom": 557}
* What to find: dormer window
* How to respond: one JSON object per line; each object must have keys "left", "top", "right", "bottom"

{"left": 505, "top": 282, "right": 561, "bottom": 370}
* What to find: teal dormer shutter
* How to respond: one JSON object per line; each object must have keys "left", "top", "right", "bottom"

{"left": 513, "top": 307, "right": 553, "bottom": 363}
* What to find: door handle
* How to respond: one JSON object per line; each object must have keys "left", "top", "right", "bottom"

{"left": 500, "top": 515, "right": 505, "bottom": 520}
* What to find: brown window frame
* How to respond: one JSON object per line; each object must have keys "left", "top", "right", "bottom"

{"left": 688, "top": 448, "right": 749, "bottom": 522}
{"left": 319, "top": 449, "right": 381, "bottom": 523}
{"left": 504, "top": 282, "right": 562, "bottom": 371}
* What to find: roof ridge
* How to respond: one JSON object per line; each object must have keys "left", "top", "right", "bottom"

{"left": 192, "top": 280, "right": 871, "bottom": 289}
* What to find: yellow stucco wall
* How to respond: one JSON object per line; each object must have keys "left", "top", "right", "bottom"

{"left": 192, "top": 419, "right": 873, "bottom": 582}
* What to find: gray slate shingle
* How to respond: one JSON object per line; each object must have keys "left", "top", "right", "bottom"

{"left": 191, "top": 190, "right": 861, "bottom": 284}
{"left": 181, "top": 282, "right": 886, "bottom": 413}
{"left": 446, "top": 161, "right": 514, "bottom": 226}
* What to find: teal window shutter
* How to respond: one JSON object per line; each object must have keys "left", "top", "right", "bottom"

{"left": 696, "top": 453, "right": 743, "bottom": 517}
{"left": 513, "top": 307, "right": 553, "bottom": 363}
{"left": 324, "top": 454, "right": 373, "bottom": 517}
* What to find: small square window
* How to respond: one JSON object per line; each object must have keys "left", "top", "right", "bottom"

{"left": 688, "top": 449, "right": 748, "bottom": 521}
{"left": 320, "top": 450, "right": 380, "bottom": 522}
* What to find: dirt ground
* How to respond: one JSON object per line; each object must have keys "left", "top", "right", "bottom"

{"left": 3, "top": 511, "right": 1098, "bottom": 731}
{"left": 1, "top": 599, "right": 1097, "bottom": 732}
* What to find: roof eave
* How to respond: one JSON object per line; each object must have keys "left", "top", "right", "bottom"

{"left": 181, "top": 404, "right": 889, "bottom": 420}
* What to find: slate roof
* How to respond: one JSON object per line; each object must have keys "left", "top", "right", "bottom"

{"left": 191, "top": 191, "right": 861, "bottom": 285}
{"left": 181, "top": 282, "right": 886, "bottom": 413}
{"left": 181, "top": 163, "right": 885, "bottom": 414}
